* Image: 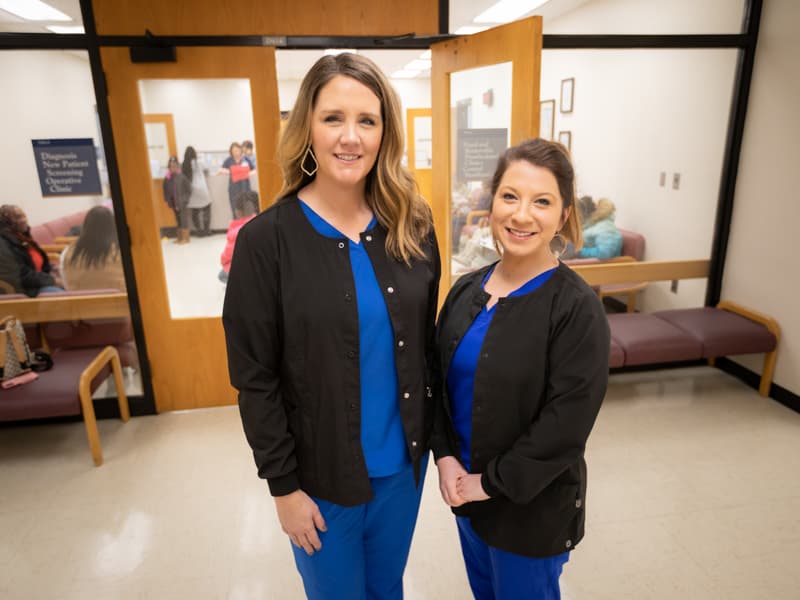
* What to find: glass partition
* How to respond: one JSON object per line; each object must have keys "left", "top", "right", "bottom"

{"left": 450, "top": 62, "right": 512, "bottom": 278}
{"left": 0, "top": 49, "right": 142, "bottom": 400}
{"left": 138, "top": 78, "right": 257, "bottom": 319}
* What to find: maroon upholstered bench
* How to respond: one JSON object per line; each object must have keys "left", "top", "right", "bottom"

{"left": 607, "top": 300, "right": 780, "bottom": 396}
{"left": 0, "top": 344, "right": 130, "bottom": 466}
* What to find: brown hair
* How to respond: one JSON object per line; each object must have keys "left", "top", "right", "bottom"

{"left": 489, "top": 138, "right": 582, "bottom": 249}
{"left": 275, "top": 52, "right": 431, "bottom": 264}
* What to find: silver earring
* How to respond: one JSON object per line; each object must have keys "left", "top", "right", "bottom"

{"left": 550, "top": 232, "right": 567, "bottom": 257}
{"left": 301, "top": 145, "right": 318, "bottom": 177}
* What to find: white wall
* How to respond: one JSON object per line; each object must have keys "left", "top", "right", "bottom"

{"left": 139, "top": 79, "right": 255, "bottom": 156}
{"left": 0, "top": 51, "right": 105, "bottom": 227}
{"left": 543, "top": 1, "right": 742, "bottom": 311}
{"left": 721, "top": 0, "right": 800, "bottom": 395}
{"left": 543, "top": 0, "right": 744, "bottom": 34}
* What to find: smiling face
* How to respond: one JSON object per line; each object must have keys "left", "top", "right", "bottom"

{"left": 490, "top": 160, "right": 570, "bottom": 265}
{"left": 309, "top": 75, "right": 383, "bottom": 191}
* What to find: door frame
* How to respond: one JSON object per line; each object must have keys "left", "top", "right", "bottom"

{"left": 431, "top": 17, "right": 544, "bottom": 294}
{"left": 101, "top": 46, "right": 282, "bottom": 411}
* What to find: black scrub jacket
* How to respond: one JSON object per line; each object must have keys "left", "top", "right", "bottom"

{"left": 223, "top": 195, "right": 440, "bottom": 506}
{"left": 432, "top": 262, "right": 609, "bottom": 558}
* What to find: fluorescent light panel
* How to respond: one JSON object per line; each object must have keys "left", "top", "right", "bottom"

{"left": 391, "top": 70, "right": 421, "bottom": 79}
{"left": 454, "top": 25, "right": 490, "bottom": 35}
{"left": 474, "top": 0, "right": 548, "bottom": 24}
{"left": 405, "top": 59, "right": 431, "bottom": 71}
{"left": 419, "top": 50, "right": 431, "bottom": 60}
{"left": 0, "top": 0, "right": 71, "bottom": 21}
{"left": 323, "top": 48, "right": 357, "bottom": 56}
{"left": 46, "top": 25, "right": 84, "bottom": 34}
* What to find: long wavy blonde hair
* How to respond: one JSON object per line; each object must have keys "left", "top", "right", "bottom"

{"left": 276, "top": 53, "right": 431, "bottom": 264}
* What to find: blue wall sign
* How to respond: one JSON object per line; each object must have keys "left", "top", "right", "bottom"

{"left": 31, "top": 138, "right": 102, "bottom": 196}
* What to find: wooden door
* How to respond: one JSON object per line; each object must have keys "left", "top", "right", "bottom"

{"left": 102, "top": 47, "right": 282, "bottom": 411}
{"left": 431, "top": 17, "right": 543, "bottom": 293}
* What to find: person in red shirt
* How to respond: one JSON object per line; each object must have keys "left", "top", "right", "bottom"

{"left": 219, "top": 190, "right": 258, "bottom": 283}
{"left": 0, "top": 205, "right": 63, "bottom": 296}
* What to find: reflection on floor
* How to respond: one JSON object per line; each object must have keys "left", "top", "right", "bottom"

{"left": 161, "top": 232, "right": 228, "bottom": 319}
{"left": 1, "top": 367, "right": 798, "bottom": 599}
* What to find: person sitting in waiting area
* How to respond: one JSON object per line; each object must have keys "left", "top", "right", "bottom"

{"left": 218, "top": 190, "right": 258, "bottom": 284}
{"left": 576, "top": 197, "right": 623, "bottom": 259}
{"left": 60, "top": 206, "right": 126, "bottom": 291}
{"left": 0, "top": 205, "right": 63, "bottom": 297}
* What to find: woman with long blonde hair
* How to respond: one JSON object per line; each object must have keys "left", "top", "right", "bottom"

{"left": 223, "top": 53, "right": 440, "bottom": 599}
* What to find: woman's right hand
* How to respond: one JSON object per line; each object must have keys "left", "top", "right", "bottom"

{"left": 274, "top": 490, "right": 327, "bottom": 555}
{"left": 436, "top": 456, "right": 468, "bottom": 507}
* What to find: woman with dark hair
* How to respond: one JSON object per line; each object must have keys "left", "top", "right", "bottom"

{"left": 432, "top": 138, "right": 609, "bottom": 599}
{"left": 61, "top": 206, "right": 126, "bottom": 291}
{"left": 223, "top": 53, "right": 439, "bottom": 599}
{"left": 182, "top": 146, "right": 212, "bottom": 237}
{"left": 219, "top": 141, "right": 251, "bottom": 219}
{"left": 162, "top": 155, "right": 192, "bottom": 243}
{"left": 0, "top": 205, "right": 62, "bottom": 296}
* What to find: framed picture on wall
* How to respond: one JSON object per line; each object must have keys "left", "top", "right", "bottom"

{"left": 539, "top": 99, "right": 555, "bottom": 140}
{"left": 560, "top": 77, "right": 574, "bottom": 113}
{"left": 558, "top": 130, "right": 572, "bottom": 151}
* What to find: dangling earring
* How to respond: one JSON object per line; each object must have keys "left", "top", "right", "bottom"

{"left": 550, "top": 231, "right": 567, "bottom": 258}
{"left": 301, "top": 145, "right": 318, "bottom": 177}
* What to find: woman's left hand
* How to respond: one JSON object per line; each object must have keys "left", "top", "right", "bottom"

{"left": 456, "top": 473, "right": 490, "bottom": 502}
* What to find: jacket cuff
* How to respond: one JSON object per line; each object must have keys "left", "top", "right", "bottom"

{"left": 480, "top": 471, "right": 501, "bottom": 498}
{"left": 429, "top": 434, "right": 454, "bottom": 462}
{"left": 267, "top": 472, "right": 301, "bottom": 497}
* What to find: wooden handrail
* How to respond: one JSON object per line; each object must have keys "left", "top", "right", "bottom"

{"left": 571, "top": 259, "right": 710, "bottom": 286}
{"left": 0, "top": 292, "right": 129, "bottom": 323}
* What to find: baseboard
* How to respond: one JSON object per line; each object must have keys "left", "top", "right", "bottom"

{"left": 715, "top": 357, "right": 800, "bottom": 413}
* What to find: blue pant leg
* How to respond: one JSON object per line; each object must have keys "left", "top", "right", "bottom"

{"left": 456, "top": 516, "right": 495, "bottom": 600}
{"left": 489, "top": 545, "right": 569, "bottom": 600}
{"left": 362, "top": 455, "right": 428, "bottom": 600}
{"left": 291, "top": 498, "right": 367, "bottom": 600}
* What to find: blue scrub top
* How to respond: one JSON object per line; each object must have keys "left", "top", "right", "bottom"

{"left": 446, "top": 264, "right": 557, "bottom": 471}
{"left": 299, "top": 199, "right": 409, "bottom": 477}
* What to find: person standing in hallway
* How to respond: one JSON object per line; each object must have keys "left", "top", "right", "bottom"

{"left": 182, "top": 146, "right": 212, "bottom": 237}
{"left": 222, "top": 52, "right": 440, "bottom": 600}
{"left": 218, "top": 190, "right": 258, "bottom": 284}
{"left": 162, "top": 156, "right": 192, "bottom": 244}
{"left": 432, "top": 138, "right": 609, "bottom": 599}
{"left": 219, "top": 141, "right": 251, "bottom": 219}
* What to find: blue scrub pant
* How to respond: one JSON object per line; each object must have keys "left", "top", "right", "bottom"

{"left": 291, "top": 455, "right": 427, "bottom": 600}
{"left": 456, "top": 517, "right": 569, "bottom": 600}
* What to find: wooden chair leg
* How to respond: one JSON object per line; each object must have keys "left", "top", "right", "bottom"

{"left": 79, "top": 381, "right": 103, "bottom": 466}
{"left": 760, "top": 350, "right": 777, "bottom": 397}
{"left": 626, "top": 292, "right": 637, "bottom": 313}
{"left": 110, "top": 351, "right": 130, "bottom": 422}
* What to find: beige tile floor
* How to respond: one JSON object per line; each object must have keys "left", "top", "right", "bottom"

{"left": 1, "top": 366, "right": 799, "bottom": 599}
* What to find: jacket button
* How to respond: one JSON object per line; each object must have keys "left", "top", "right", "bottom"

{"left": 387, "top": 286, "right": 394, "bottom": 293}
{"left": 347, "top": 350, "right": 356, "bottom": 358}
{"left": 403, "top": 392, "right": 410, "bottom": 399}
{"left": 365, "top": 235, "right": 372, "bottom": 242}
{"left": 411, "top": 440, "right": 417, "bottom": 447}
{"left": 397, "top": 340, "right": 405, "bottom": 348}
{"left": 565, "top": 539, "right": 572, "bottom": 548}
{"left": 475, "top": 404, "right": 481, "bottom": 412}
{"left": 338, "top": 241, "right": 345, "bottom": 249}
{"left": 575, "top": 499, "right": 582, "bottom": 508}
{"left": 344, "top": 292, "right": 353, "bottom": 301}
{"left": 350, "top": 403, "right": 356, "bottom": 410}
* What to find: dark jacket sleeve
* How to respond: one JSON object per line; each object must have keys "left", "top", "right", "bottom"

{"left": 481, "top": 286, "right": 610, "bottom": 503}
{"left": 424, "top": 228, "right": 442, "bottom": 449}
{"left": 429, "top": 279, "right": 459, "bottom": 461}
{"left": 222, "top": 220, "right": 300, "bottom": 496}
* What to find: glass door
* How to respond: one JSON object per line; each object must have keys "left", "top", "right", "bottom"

{"left": 431, "top": 17, "right": 543, "bottom": 292}
{"left": 101, "top": 46, "right": 282, "bottom": 411}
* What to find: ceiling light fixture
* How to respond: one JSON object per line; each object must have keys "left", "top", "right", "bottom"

{"left": 46, "top": 25, "right": 84, "bottom": 34}
{"left": 404, "top": 59, "right": 431, "bottom": 71}
{"left": 323, "top": 48, "right": 357, "bottom": 56}
{"left": 473, "top": 0, "right": 547, "bottom": 24}
{"left": 391, "top": 70, "right": 421, "bottom": 79}
{"left": 0, "top": 0, "right": 71, "bottom": 21}
{"left": 454, "top": 25, "right": 491, "bottom": 35}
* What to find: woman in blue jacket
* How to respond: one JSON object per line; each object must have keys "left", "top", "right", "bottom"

{"left": 577, "top": 197, "right": 622, "bottom": 259}
{"left": 432, "top": 138, "right": 609, "bottom": 599}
